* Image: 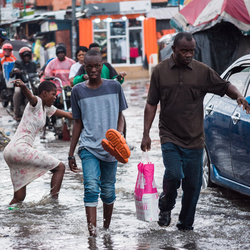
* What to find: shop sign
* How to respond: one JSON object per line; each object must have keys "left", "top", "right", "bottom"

{"left": 41, "top": 21, "right": 58, "bottom": 32}
{"left": 0, "top": 6, "right": 20, "bottom": 21}
{"left": 41, "top": 21, "right": 49, "bottom": 32}
{"left": 119, "top": 1, "right": 151, "bottom": 14}
{"left": 49, "top": 22, "right": 58, "bottom": 31}
{"left": 86, "top": 3, "right": 119, "bottom": 16}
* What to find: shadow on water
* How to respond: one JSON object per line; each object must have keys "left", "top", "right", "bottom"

{"left": 216, "top": 186, "right": 250, "bottom": 203}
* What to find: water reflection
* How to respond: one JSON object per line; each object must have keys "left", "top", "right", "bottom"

{"left": 88, "top": 236, "right": 98, "bottom": 250}
{"left": 87, "top": 233, "right": 115, "bottom": 250}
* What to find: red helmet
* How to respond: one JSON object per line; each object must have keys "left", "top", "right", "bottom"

{"left": 3, "top": 43, "right": 13, "bottom": 50}
{"left": 19, "top": 46, "right": 32, "bottom": 58}
{"left": 2, "top": 43, "right": 13, "bottom": 56}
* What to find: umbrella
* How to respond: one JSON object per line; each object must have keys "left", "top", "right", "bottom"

{"left": 171, "top": 0, "right": 250, "bottom": 35}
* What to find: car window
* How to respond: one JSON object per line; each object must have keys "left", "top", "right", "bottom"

{"left": 242, "top": 67, "right": 250, "bottom": 72}
{"left": 245, "top": 81, "right": 250, "bottom": 98}
{"left": 227, "top": 72, "right": 250, "bottom": 95}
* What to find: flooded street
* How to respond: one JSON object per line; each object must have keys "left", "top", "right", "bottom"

{"left": 0, "top": 80, "right": 250, "bottom": 250}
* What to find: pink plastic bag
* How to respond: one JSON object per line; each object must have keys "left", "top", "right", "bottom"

{"left": 134, "top": 153, "right": 159, "bottom": 222}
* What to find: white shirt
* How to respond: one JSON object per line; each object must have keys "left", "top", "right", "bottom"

{"left": 69, "top": 62, "right": 83, "bottom": 79}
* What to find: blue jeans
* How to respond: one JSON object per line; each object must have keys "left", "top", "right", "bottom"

{"left": 159, "top": 143, "right": 203, "bottom": 227}
{"left": 79, "top": 149, "right": 117, "bottom": 207}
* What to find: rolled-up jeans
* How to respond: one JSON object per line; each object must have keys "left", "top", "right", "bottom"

{"left": 159, "top": 142, "right": 203, "bottom": 227}
{"left": 79, "top": 149, "right": 117, "bottom": 207}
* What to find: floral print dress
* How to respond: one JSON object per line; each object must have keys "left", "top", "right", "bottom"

{"left": 3, "top": 97, "right": 60, "bottom": 192}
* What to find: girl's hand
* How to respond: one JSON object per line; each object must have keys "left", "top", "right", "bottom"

{"left": 12, "top": 79, "right": 26, "bottom": 88}
{"left": 83, "top": 74, "right": 89, "bottom": 80}
{"left": 68, "top": 111, "right": 74, "bottom": 120}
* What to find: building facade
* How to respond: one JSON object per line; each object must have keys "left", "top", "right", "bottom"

{"left": 78, "top": 0, "right": 158, "bottom": 79}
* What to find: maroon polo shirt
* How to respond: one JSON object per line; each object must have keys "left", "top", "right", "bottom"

{"left": 147, "top": 54, "right": 231, "bottom": 149}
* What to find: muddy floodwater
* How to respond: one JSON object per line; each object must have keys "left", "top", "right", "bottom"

{"left": 0, "top": 81, "right": 250, "bottom": 250}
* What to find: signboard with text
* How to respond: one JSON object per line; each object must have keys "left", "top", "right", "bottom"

{"left": 1, "top": 6, "right": 20, "bottom": 21}
{"left": 120, "top": 1, "right": 151, "bottom": 14}
{"left": 86, "top": 0, "right": 151, "bottom": 16}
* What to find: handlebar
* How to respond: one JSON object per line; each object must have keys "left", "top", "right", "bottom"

{"left": 13, "top": 70, "right": 39, "bottom": 78}
{"left": 27, "top": 72, "right": 39, "bottom": 78}
{"left": 43, "top": 76, "right": 62, "bottom": 88}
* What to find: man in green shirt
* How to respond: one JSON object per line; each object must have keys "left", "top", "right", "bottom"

{"left": 73, "top": 43, "right": 126, "bottom": 85}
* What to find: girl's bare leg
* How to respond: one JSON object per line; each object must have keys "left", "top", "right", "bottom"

{"left": 50, "top": 162, "right": 65, "bottom": 199}
{"left": 9, "top": 186, "right": 26, "bottom": 205}
{"left": 40, "top": 126, "right": 46, "bottom": 139}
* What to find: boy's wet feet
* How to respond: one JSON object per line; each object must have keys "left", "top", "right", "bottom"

{"left": 158, "top": 211, "right": 171, "bottom": 227}
{"left": 176, "top": 221, "right": 193, "bottom": 231}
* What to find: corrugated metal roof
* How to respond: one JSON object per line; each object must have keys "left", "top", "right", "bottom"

{"left": 146, "top": 7, "right": 179, "bottom": 20}
{"left": 10, "top": 10, "right": 67, "bottom": 27}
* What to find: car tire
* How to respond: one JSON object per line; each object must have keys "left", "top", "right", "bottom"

{"left": 202, "top": 148, "right": 216, "bottom": 189}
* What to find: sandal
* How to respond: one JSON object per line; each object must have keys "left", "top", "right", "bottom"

{"left": 102, "top": 129, "right": 131, "bottom": 164}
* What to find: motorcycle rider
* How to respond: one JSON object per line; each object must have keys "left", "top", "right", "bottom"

{"left": 0, "top": 43, "right": 17, "bottom": 110}
{"left": 0, "top": 28, "right": 11, "bottom": 150}
{"left": 41, "top": 43, "right": 75, "bottom": 139}
{"left": 0, "top": 30, "right": 11, "bottom": 94}
{"left": 43, "top": 43, "right": 75, "bottom": 94}
{"left": 10, "top": 47, "right": 37, "bottom": 121}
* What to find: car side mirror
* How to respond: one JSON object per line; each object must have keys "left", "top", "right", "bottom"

{"left": 245, "top": 96, "right": 250, "bottom": 105}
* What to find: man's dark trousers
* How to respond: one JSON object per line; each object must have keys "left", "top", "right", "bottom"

{"left": 159, "top": 142, "right": 203, "bottom": 227}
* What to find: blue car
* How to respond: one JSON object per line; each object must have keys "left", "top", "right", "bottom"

{"left": 203, "top": 54, "right": 250, "bottom": 196}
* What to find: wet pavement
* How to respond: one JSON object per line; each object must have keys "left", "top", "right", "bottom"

{"left": 0, "top": 80, "right": 250, "bottom": 250}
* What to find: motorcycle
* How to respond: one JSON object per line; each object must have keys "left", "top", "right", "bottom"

{"left": 25, "top": 71, "right": 40, "bottom": 96}
{"left": 0, "top": 87, "right": 13, "bottom": 109}
{"left": 4, "top": 70, "right": 40, "bottom": 118}
{"left": 44, "top": 76, "right": 72, "bottom": 140}
{"left": 0, "top": 71, "right": 14, "bottom": 109}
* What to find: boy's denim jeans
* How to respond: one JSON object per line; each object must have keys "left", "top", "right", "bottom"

{"left": 79, "top": 149, "right": 117, "bottom": 207}
{"left": 159, "top": 142, "right": 203, "bottom": 227}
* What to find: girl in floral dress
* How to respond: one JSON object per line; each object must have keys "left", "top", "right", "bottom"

{"left": 3, "top": 79, "right": 73, "bottom": 205}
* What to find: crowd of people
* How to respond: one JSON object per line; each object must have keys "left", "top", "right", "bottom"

{"left": 1, "top": 27, "right": 250, "bottom": 238}
{"left": 0, "top": 32, "right": 127, "bottom": 122}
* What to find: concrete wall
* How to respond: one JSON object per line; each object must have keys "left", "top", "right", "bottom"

{"left": 36, "top": 0, "right": 80, "bottom": 10}
{"left": 114, "top": 65, "right": 149, "bottom": 80}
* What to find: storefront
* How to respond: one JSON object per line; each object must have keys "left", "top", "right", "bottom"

{"left": 78, "top": 1, "right": 158, "bottom": 78}
{"left": 31, "top": 19, "right": 72, "bottom": 67}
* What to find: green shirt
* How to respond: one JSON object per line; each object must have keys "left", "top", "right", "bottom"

{"left": 73, "top": 62, "right": 124, "bottom": 85}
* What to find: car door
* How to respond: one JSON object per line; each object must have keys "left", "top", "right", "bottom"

{"left": 204, "top": 69, "right": 249, "bottom": 180}
{"left": 230, "top": 68, "right": 250, "bottom": 186}
{"left": 204, "top": 95, "right": 237, "bottom": 180}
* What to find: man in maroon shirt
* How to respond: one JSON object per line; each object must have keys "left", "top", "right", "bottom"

{"left": 141, "top": 32, "right": 250, "bottom": 231}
